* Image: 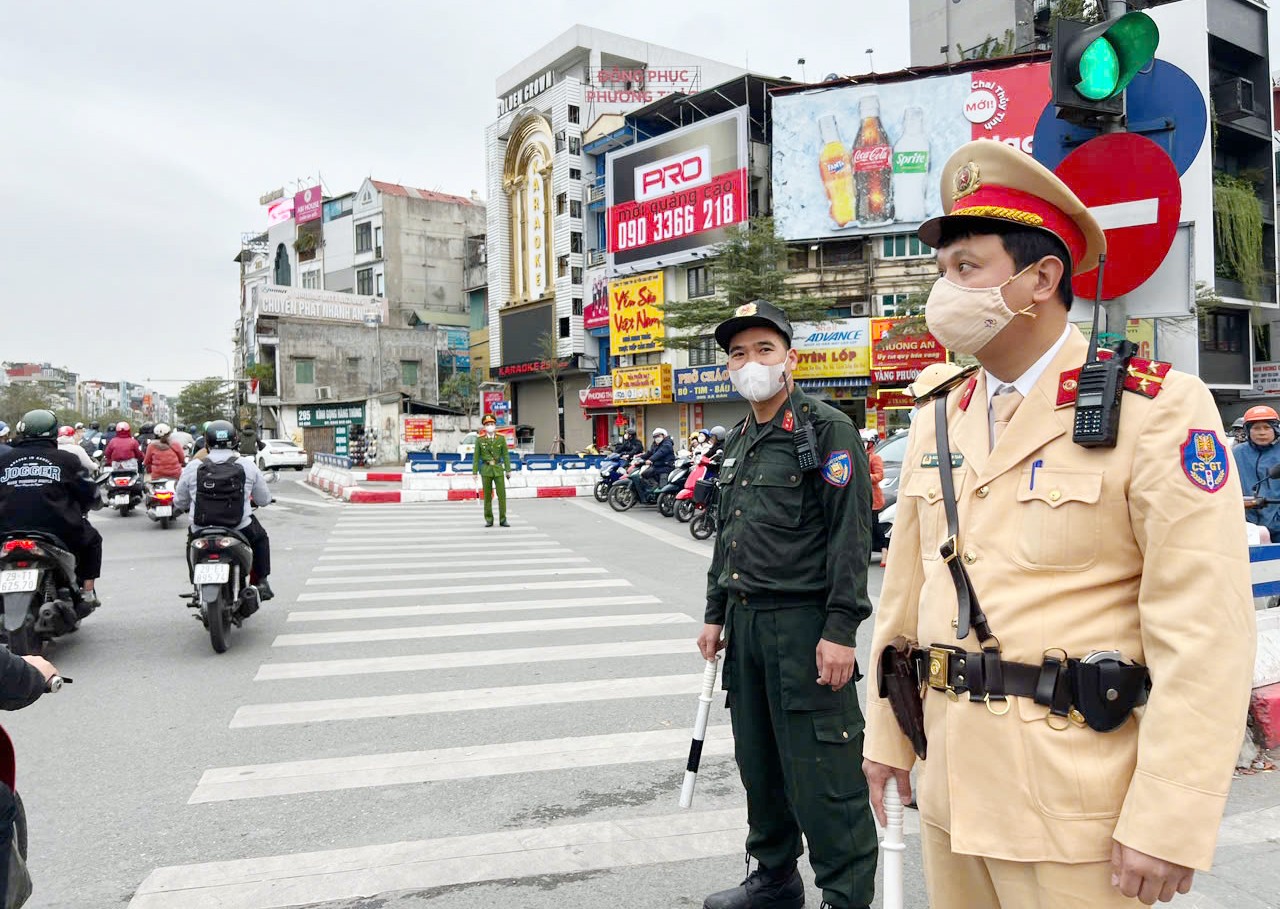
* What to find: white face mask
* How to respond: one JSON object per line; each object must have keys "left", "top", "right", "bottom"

{"left": 730, "top": 360, "right": 788, "bottom": 403}
{"left": 924, "top": 262, "right": 1037, "bottom": 356}
{"left": 484, "top": 426, "right": 495, "bottom": 435}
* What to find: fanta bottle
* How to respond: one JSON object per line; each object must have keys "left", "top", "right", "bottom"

{"left": 818, "top": 115, "right": 856, "bottom": 227}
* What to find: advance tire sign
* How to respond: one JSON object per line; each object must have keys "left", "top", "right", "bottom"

{"left": 607, "top": 108, "right": 749, "bottom": 272}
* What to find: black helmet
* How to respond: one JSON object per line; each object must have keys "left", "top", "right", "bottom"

{"left": 204, "top": 420, "right": 239, "bottom": 449}
{"left": 16, "top": 410, "right": 58, "bottom": 441}
{"left": 89, "top": 421, "right": 100, "bottom": 431}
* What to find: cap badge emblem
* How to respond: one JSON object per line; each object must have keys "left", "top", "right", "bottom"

{"left": 953, "top": 162, "right": 981, "bottom": 201}
{"left": 735, "top": 302, "right": 758, "bottom": 317}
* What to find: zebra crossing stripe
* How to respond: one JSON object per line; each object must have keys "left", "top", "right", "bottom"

{"left": 254, "top": 637, "right": 694, "bottom": 681}
{"left": 128, "top": 808, "right": 748, "bottom": 909}
{"left": 230, "top": 673, "right": 702, "bottom": 727}
{"left": 272, "top": 612, "right": 695, "bottom": 647}
{"left": 324, "top": 534, "right": 550, "bottom": 553}
{"left": 310, "top": 556, "right": 587, "bottom": 572}
{"left": 190, "top": 725, "right": 735, "bottom": 802}
{"left": 297, "top": 578, "right": 632, "bottom": 602}
{"left": 318, "top": 545, "right": 566, "bottom": 561}
{"left": 285, "top": 594, "right": 660, "bottom": 622}
{"left": 305, "top": 567, "right": 606, "bottom": 586}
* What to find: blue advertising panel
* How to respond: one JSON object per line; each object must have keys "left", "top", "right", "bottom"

{"left": 674, "top": 365, "right": 742, "bottom": 402}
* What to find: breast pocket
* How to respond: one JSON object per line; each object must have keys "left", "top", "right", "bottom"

{"left": 1011, "top": 467, "right": 1103, "bottom": 571}
{"left": 899, "top": 469, "right": 961, "bottom": 560}
{"left": 750, "top": 462, "right": 805, "bottom": 528}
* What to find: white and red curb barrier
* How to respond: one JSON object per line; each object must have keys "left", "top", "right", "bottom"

{"left": 307, "top": 463, "right": 599, "bottom": 505}
{"left": 1248, "top": 547, "right": 1280, "bottom": 749}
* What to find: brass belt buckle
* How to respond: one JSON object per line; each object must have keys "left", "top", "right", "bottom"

{"left": 927, "top": 646, "right": 961, "bottom": 701}
{"left": 940, "top": 534, "right": 959, "bottom": 563}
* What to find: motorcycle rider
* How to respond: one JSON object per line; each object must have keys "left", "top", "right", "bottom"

{"left": 57, "top": 426, "right": 96, "bottom": 475}
{"left": 169, "top": 424, "right": 195, "bottom": 456}
{"left": 706, "top": 426, "right": 727, "bottom": 463}
{"left": 143, "top": 423, "right": 186, "bottom": 482}
{"left": 102, "top": 422, "right": 143, "bottom": 471}
{"left": 0, "top": 423, "right": 10, "bottom": 458}
{"left": 615, "top": 427, "right": 643, "bottom": 458}
{"left": 175, "top": 420, "right": 275, "bottom": 601}
{"left": 1234, "top": 405, "right": 1280, "bottom": 541}
{"left": 638, "top": 428, "right": 676, "bottom": 499}
{"left": 0, "top": 410, "right": 102, "bottom": 607}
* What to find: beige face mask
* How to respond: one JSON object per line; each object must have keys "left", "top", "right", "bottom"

{"left": 924, "top": 262, "right": 1038, "bottom": 356}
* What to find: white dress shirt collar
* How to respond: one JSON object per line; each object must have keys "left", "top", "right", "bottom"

{"left": 985, "top": 324, "right": 1072, "bottom": 408}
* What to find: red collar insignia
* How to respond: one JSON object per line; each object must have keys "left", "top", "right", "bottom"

{"left": 1057, "top": 368, "right": 1081, "bottom": 408}
{"left": 1056, "top": 356, "right": 1171, "bottom": 408}
{"left": 781, "top": 409, "right": 795, "bottom": 433}
{"left": 958, "top": 376, "right": 978, "bottom": 411}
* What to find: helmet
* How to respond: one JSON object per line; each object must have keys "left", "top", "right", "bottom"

{"left": 860, "top": 428, "right": 880, "bottom": 444}
{"left": 652, "top": 427, "right": 668, "bottom": 439}
{"left": 1243, "top": 405, "right": 1279, "bottom": 425}
{"left": 74, "top": 422, "right": 83, "bottom": 430}
{"left": 154, "top": 423, "right": 171, "bottom": 438}
{"left": 201, "top": 422, "right": 211, "bottom": 432}
{"left": 116, "top": 421, "right": 131, "bottom": 433}
{"left": 623, "top": 427, "right": 636, "bottom": 437}
{"left": 58, "top": 426, "right": 76, "bottom": 439}
{"left": 1232, "top": 417, "right": 1245, "bottom": 429}
{"left": 709, "top": 425, "right": 726, "bottom": 441}
{"left": 0, "top": 422, "right": 9, "bottom": 438}
{"left": 89, "top": 422, "right": 99, "bottom": 431}
{"left": 204, "top": 420, "right": 238, "bottom": 449}
{"left": 16, "top": 410, "right": 58, "bottom": 441}
{"left": 906, "top": 362, "right": 965, "bottom": 400}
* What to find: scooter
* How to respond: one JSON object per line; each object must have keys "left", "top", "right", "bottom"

{"left": 0, "top": 532, "right": 97, "bottom": 655}
{"left": 689, "top": 474, "right": 720, "bottom": 541}
{"left": 609, "top": 456, "right": 663, "bottom": 512}
{"left": 655, "top": 453, "right": 694, "bottom": 518}
{"left": 180, "top": 517, "right": 262, "bottom": 654}
{"left": 106, "top": 468, "right": 143, "bottom": 516}
{"left": 594, "top": 452, "right": 628, "bottom": 503}
{"left": 144, "top": 478, "right": 179, "bottom": 530}
{"left": 676, "top": 451, "right": 721, "bottom": 523}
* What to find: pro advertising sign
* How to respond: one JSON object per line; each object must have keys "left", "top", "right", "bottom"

{"left": 674, "top": 365, "right": 742, "bottom": 402}
{"left": 609, "top": 272, "right": 665, "bottom": 356}
{"left": 791, "top": 319, "right": 871, "bottom": 380}
{"left": 294, "top": 185, "right": 323, "bottom": 224}
{"left": 771, "top": 61, "right": 1050, "bottom": 240}
{"left": 611, "top": 364, "right": 673, "bottom": 405}
{"left": 606, "top": 107, "right": 749, "bottom": 272}
{"left": 870, "top": 318, "right": 947, "bottom": 384}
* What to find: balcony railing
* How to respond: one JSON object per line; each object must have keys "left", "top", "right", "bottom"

{"left": 586, "top": 183, "right": 605, "bottom": 204}
{"left": 587, "top": 249, "right": 606, "bottom": 267}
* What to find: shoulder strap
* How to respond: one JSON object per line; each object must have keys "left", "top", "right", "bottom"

{"left": 934, "top": 396, "right": 995, "bottom": 645}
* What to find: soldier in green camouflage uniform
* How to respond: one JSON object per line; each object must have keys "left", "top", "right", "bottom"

{"left": 473, "top": 413, "right": 511, "bottom": 527}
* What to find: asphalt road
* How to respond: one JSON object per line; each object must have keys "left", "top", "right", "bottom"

{"left": 3, "top": 479, "right": 1277, "bottom": 909}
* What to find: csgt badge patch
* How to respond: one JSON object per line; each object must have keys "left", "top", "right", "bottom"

{"left": 821, "top": 450, "right": 852, "bottom": 487}
{"left": 1180, "top": 429, "right": 1229, "bottom": 493}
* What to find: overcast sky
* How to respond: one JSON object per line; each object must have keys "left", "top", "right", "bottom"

{"left": 5, "top": 2, "right": 1278, "bottom": 399}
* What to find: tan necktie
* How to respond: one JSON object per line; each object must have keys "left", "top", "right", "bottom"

{"left": 990, "top": 385, "right": 1024, "bottom": 447}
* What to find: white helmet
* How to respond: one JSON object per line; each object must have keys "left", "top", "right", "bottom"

{"left": 154, "top": 422, "right": 171, "bottom": 438}
{"left": 652, "top": 427, "right": 668, "bottom": 439}
{"left": 117, "top": 421, "right": 131, "bottom": 433}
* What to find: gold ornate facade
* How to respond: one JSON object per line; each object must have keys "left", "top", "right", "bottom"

{"left": 502, "top": 115, "right": 554, "bottom": 305}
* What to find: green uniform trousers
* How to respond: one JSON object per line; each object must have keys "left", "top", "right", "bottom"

{"left": 481, "top": 472, "right": 506, "bottom": 523}
{"left": 725, "top": 604, "right": 877, "bottom": 909}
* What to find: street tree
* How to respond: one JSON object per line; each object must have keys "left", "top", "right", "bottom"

{"left": 439, "top": 371, "right": 480, "bottom": 416}
{"left": 662, "top": 216, "right": 833, "bottom": 350}
{"left": 176, "top": 377, "right": 233, "bottom": 427}
{"left": 0, "top": 385, "right": 54, "bottom": 429}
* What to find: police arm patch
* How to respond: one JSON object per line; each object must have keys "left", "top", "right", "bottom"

{"left": 821, "top": 450, "right": 852, "bottom": 487}
{"left": 1180, "top": 429, "right": 1229, "bottom": 493}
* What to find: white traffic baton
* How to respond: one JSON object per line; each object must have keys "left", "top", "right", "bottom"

{"left": 678, "top": 656, "right": 720, "bottom": 808}
{"left": 880, "top": 775, "right": 906, "bottom": 909}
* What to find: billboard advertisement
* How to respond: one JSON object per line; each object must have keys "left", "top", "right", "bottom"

{"left": 608, "top": 272, "right": 665, "bottom": 356}
{"left": 674, "top": 365, "right": 741, "bottom": 403}
{"left": 606, "top": 107, "right": 749, "bottom": 272}
{"left": 612, "top": 364, "right": 673, "bottom": 405}
{"left": 772, "top": 62, "right": 1050, "bottom": 241}
{"left": 870, "top": 318, "right": 947, "bottom": 385}
{"left": 499, "top": 302, "right": 554, "bottom": 366}
{"left": 253, "top": 285, "right": 388, "bottom": 325}
{"left": 791, "top": 319, "right": 871, "bottom": 380}
{"left": 584, "top": 271, "right": 610, "bottom": 330}
{"left": 294, "top": 185, "right": 323, "bottom": 224}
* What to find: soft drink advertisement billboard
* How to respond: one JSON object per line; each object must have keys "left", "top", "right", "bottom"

{"left": 606, "top": 107, "right": 749, "bottom": 272}
{"left": 771, "top": 62, "right": 1049, "bottom": 241}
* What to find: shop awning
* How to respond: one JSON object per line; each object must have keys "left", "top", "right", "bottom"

{"left": 797, "top": 377, "right": 870, "bottom": 393}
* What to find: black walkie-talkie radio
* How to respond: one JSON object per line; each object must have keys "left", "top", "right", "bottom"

{"left": 1072, "top": 254, "right": 1137, "bottom": 449}
{"left": 788, "top": 388, "right": 820, "bottom": 471}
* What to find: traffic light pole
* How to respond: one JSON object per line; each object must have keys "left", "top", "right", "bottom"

{"left": 1101, "top": 0, "right": 1130, "bottom": 338}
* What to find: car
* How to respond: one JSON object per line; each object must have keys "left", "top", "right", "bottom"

{"left": 874, "top": 429, "right": 911, "bottom": 513}
{"left": 457, "top": 430, "right": 516, "bottom": 458}
{"left": 256, "top": 438, "right": 308, "bottom": 471}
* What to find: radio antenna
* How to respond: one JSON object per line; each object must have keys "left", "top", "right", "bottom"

{"left": 1086, "top": 253, "right": 1107, "bottom": 361}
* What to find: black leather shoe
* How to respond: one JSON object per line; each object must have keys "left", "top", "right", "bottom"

{"left": 499, "top": 519, "right": 510, "bottom": 527}
{"left": 256, "top": 579, "right": 274, "bottom": 602}
{"left": 485, "top": 521, "right": 494, "bottom": 528}
{"left": 704, "top": 862, "right": 803, "bottom": 909}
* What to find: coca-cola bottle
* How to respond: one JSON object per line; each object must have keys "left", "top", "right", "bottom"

{"left": 851, "top": 95, "right": 894, "bottom": 225}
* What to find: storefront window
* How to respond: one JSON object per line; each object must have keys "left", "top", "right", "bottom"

{"left": 881, "top": 234, "right": 931, "bottom": 259}
{"left": 294, "top": 359, "right": 315, "bottom": 385}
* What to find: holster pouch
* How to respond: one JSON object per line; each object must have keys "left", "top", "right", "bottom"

{"left": 1068, "top": 657, "right": 1150, "bottom": 733}
{"left": 877, "top": 635, "right": 927, "bottom": 760}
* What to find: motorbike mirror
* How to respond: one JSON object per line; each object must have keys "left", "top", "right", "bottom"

{"left": 1267, "top": 464, "right": 1280, "bottom": 480}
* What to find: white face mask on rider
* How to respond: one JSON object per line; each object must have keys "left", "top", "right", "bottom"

{"left": 729, "top": 360, "right": 788, "bottom": 403}
{"left": 924, "top": 261, "right": 1038, "bottom": 356}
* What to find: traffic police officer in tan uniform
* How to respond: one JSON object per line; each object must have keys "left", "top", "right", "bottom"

{"left": 862, "top": 140, "right": 1256, "bottom": 907}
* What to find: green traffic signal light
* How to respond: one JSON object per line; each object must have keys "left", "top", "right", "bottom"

{"left": 1076, "top": 37, "right": 1120, "bottom": 100}
{"left": 1053, "top": 11, "right": 1160, "bottom": 121}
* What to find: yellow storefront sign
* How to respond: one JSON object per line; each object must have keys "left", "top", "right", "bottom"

{"left": 791, "top": 318, "right": 871, "bottom": 380}
{"left": 609, "top": 272, "right": 665, "bottom": 356}
{"left": 611, "top": 364, "right": 673, "bottom": 405}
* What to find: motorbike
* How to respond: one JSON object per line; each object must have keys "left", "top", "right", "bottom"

{"left": 655, "top": 453, "right": 694, "bottom": 518}
{"left": 608, "top": 456, "right": 664, "bottom": 512}
{"left": 594, "top": 452, "right": 628, "bottom": 503}
{"left": 106, "top": 468, "right": 143, "bottom": 516}
{"left": 689, "top": 473, "right": 720, "bottom": 541}
{"left": 0, "top": 532, "right": 97, "bottom": 655}
{"left": 676, "top": 451, "right": 721, "bottom": 523}
{"left": 144, "top": 478, "right": 179, "bottom": 529}
{"left": 180, "top": 521, "right": 261, "bottom": 654}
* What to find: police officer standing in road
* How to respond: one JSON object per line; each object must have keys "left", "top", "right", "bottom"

{"left": 473, "top": 413, "right": 511, "bottom": 528}
{"left": 697, "top": 301, "right": 877, "bottom": 909}
{"left": 863, "top": 140, "right": 1255, "bottom": 908}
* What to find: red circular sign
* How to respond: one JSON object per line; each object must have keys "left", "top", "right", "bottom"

{"left": 1054, "top": 133, "right": 1182, "bottom": 301}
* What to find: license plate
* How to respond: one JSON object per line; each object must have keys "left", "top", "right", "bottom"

{"left": 193, "top": 563, "right": 230, "bottom": 584}
{"left": 112, "top": 495, "right": 128, "bottom": 505}
{"left": 0, "top": 570, "right": 38, "bottom": 594}
{"left": 154, "top": 506, "right": 173, "bottom": 516}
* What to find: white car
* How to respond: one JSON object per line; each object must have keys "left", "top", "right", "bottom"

{"left": 257, "top": 438, "right": 308, "bottom": 471}
{"left": 457, "top": 431, "right": 515, "bottom": 458}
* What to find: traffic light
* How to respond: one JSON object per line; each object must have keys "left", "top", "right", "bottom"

{"left": 1051, "top": 12, "right": 1160, "bottom": 122}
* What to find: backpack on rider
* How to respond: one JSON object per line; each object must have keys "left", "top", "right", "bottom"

{"left": 193, "top": 457, "right": 245, "bottom": 528}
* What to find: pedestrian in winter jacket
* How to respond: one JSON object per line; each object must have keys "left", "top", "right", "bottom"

{"left": 143, "top": 436, "right": 186, "bottom": 480}
{"left": 102, "top": 426, "right": 143, "bottom": 470}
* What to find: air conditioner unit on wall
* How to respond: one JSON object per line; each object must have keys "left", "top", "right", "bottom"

{"left": 315, "top": 386, "right": 333, "bottom": 401}
{"left": 850, "top": 301, "right": 871, "bottom": 317}
{"left": 1211, "top": 77, "right": 1256, "bottom": 121}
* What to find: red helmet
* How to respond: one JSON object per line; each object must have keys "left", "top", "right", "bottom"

{"left": 1243, "top": 405, "right": 1279, "bottom": 425}
{"left": 57, "top": 425, "right": 76, "bottom": 438}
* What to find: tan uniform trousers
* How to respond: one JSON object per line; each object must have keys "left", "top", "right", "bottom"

{"left": 922, "top": 823, "right": 1142, "bottom": 909}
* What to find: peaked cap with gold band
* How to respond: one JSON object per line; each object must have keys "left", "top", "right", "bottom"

{"left": 917, "top": 139, "right": 1106, "bottom": 276}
